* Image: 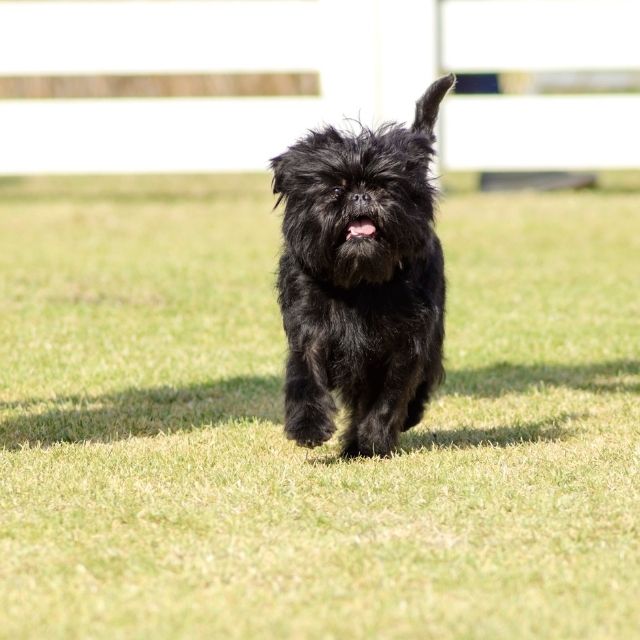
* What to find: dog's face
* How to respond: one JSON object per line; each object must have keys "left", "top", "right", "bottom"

{"left": 272, "top": 75, "right": 454, "bottom": 288}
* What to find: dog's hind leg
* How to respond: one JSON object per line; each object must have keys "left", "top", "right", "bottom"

{"left": 403, "top": 327, "right": 446, "bottom": 432}
{"left": 402, "top": 379, "right": 428, "bottom": 432}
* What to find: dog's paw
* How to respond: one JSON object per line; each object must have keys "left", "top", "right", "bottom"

{"left": 340, "top": 438, "right": 361, "bottom": 458}
{"left": 356, "top": 416, "right": 397, "bottom": 458}
{"left": 340, "top": 439, "right": 393, "bottom": 458}
{"left": 285, "top": 418, "right": 335, "bottom": 449}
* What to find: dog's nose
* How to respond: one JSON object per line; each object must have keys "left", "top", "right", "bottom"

{"left": 351, "top": 192, "right": 371, "bottom": 203}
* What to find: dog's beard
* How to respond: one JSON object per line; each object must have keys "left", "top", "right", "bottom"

{"left": 332, "top": 228, "right": 398, "bottom": 288}
{"left": 332, "top": 243, "right": 397, "bottom": 288}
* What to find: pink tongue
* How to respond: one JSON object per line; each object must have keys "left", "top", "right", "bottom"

{"left": 347, "top": 217, "right": 376, "bottom": 238}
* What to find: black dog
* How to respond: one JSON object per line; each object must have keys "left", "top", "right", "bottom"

{"left": 271, "top": 74, "right": 454, "bottom": 457}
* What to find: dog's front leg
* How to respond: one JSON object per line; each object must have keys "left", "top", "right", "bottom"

{"left": 352, "top": 357, "right": 423, "bottom": 457}
{"left": 283, "top": 346, "right": 337, "bottom": 448}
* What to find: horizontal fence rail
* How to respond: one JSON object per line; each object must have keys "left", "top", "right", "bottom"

{"left": 442, "top": 95, "right": 640, "bottom": 171}
{"left": 441, "top": 0, "right": 640, "bottom": 72}
{"left": 0, "top": 1, "right": 320, "bottom": 75}
{"left": 0, "top": 98, "right": 323, "bottom": 174}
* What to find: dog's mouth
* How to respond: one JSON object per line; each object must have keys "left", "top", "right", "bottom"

{"left": 346, "top": 217, "right": 377, "bottom": 241}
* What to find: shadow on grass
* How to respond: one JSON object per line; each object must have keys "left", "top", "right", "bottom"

{"left": 399, "top": 412, "right": 578, "bottom": 454}
{"left": 1, "top": 359, "right": 635, "bottom": 451}
{"left": 444, "top": 359, "right": 639, "bottom": 397}
{"left": 309, "top": 413, "right": 579, "bottom": 465}
{"left": 0, "top": 375, "right": 282, "bottom": 450}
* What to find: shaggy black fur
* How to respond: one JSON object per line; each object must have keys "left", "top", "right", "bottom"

{"left": 271, "top": 74, "right": 455, "bottom": 457}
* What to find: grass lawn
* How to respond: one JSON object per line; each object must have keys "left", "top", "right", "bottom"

{"left": 1, "top": 172, "right": 639, "bottom": 639}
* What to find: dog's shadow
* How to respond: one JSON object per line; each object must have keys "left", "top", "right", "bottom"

{"left": 1, "top": 358, "right": 636, "bottom": 451}
{"left": 445, "top": 358, "right": 639, "bottom": 397}
{"left": 309, "top": 412, "right": 578, "bottom": 465}
{"left": 0, "top": 375, "right": 281, "bottom": 450}
{"left": 399, "top": 412, "right": 577, "bottom": 454}
{"left": 310, "top": 357, "right": 638, "bottom": 463}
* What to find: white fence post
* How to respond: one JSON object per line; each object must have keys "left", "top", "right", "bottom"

{"left": 373, "top": 0, "right": 440, "bottom": 127}
{"left": 317, "top": 0, "right": 378, "bottom": 127}
{"left": 317, "top": 0, "right": 439, "bottom": 129}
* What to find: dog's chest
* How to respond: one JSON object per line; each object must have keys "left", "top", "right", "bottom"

{"left": 323, "top": 288, "right": 422, "bottom": 366}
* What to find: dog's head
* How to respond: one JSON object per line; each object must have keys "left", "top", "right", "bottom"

{"left": 271, "top": 74, "right": 454, "bottom": 289}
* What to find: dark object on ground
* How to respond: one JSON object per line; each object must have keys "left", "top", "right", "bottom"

{"left": 455, "top": 73, "right": 500, "bottom": 94}
{"left": 270, "top": 75, "right": 454, "bottom": 458}
{"left": 480, "top": 172, "right": 597, "bottom": 192}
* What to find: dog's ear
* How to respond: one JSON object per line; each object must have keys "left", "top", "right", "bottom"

{"left": 270, "top": 153, "right": 286, "bottom": 194}
{"left": 412, "top": 73, "right": 456, "bottom": 136}
{"left": 270, "top": 151, "right": 290, "bottom": 205}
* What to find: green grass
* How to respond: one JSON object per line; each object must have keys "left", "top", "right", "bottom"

{"left": 1, "top": 172, "right": 639, "bottom": 639}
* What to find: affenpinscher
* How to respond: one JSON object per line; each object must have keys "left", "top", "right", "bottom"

{"left": 271, "top": 74, "right": 455, "bottom": 457}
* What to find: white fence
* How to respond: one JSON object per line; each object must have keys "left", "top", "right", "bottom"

{"left": 0, "top": 0, "right": 638, "bottom": 174}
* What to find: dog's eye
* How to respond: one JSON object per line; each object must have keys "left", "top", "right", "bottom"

{"left": 332, "top": 187, "right": 344, "bottom": 199}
